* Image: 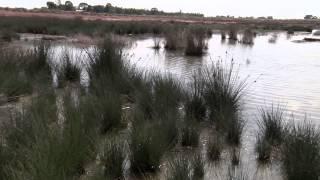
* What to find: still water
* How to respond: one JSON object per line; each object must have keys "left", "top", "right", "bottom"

{"left": 18, "top": 32, "right": 320, "bottom": 179}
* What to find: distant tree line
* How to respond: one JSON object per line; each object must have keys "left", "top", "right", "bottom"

{"left": 46, "top": 1, "right": 204, "bottom": 17}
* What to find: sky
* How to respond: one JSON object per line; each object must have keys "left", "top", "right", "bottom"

{"left": 0, "top": 0, "right": 318, "bottom": 19}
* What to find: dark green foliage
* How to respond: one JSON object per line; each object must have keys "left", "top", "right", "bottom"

{"left": 241, "top": 29, "right": 255, "bottom": 45}
{"left": 228, "top": 28, "right": 238, "bottom": 41}
{"left": 185, "top": 28, "right": 208, "bottom": 56}
{"left": 0, "top": 49, "right": 32, "bottom": 99}
{"left": 207, "top": 135, "right": 223, "bottom": 162}
{"left": 193, "top": 154, "right": 205, "bottom": 179}
{"left": 256, "top": 106, "right": 286, "bottom": 163}
{"left": 0, "top": 30, "right": 20, "bottom": 42}
{"left": 4, "top": 92, "right": 96, "bottom": 179}
{"left": 181, "top": 118, "right": 200, "bottom": 147}
{"left": 130, "top": 120, "right": 169, "bottom": 174}
{"left": 166, "top": 155, "right": 190, "bottom": 180}
{"left": 82, "top": 89, "right": 123, "bottom": 134}
{"left": 281, "top": 121, "right": 320, "bottom": 180}
{"left": 203, "top": 62, "right": 246, "bottom": 146}
{"left": 152, "top": 75, "right": 182, "bottom": 117}
{"left": 58, "top": 52, "right": 81, "bottom": 85}
{"left": 185, "top": 71, "right": 206, "bottom": 121}
{"left": 101, "top": 137, "right": 126, "bottom": 179}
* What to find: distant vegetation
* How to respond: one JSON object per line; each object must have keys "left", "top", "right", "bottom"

{"left": 45, "top": 1, "right": 204, "bottom": 17}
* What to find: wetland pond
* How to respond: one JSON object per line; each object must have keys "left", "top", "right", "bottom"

{"left": 14, "top": 31, "right": 320, "bottom": 179}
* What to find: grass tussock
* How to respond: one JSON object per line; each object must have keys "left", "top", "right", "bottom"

{"left": 181, "top": 118, "right": 200, "bottom": 147}
{"left": 82, "top": 89, "right": 123, "bottom": 134}
{"left": 184, "top": 71, "right": 206, "bottom": 121}
{"left": 130, "top": 117, "right": 173, "bottom": 174}
{"left": 281, "top": 121, "right": 320, "bottom": 180}
{"left": 207, "top": 135, "right": 223, "bottom": 162}
{"left": 241, "top": 29, "right": 255, "bottom": 45}
{"left": 193, "top": 153, "right": 205, "bottom": 179}
{"left": 57, "top": 52, "right": 81, "bottom": 86}
{"left": 152, "top": 37, "right": 161, "bottom": 49}
{"left": 166, "top": 155, "right": 191, "bottom": 180}
{"left": 3, "top": 92, "right": 97, "bottom": 180}
{"left": 164, "top": 27, "right": 184, "bottom": 50}
{"left": 256, "top": 105, "right": 286, "bottom": 163}
{"left": 185, "top": 28, "right": 208, "bottom": 56}
{"left": 203, "top": 62, "right": 246, "bottom": 146}
{"left": 100, "top": 137, "right": 126, "bottom": 179}
{"left": 0, "top": 30, "right": 20, "bottom": 42}
{"left": 0, "top": 48, "right": 33, "bottom": 100}
{"left": 228, "top": 28, "right": 238, "bottom": 41}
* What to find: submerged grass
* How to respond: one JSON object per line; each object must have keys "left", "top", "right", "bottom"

{"left": 281, "top": 121, "right": 320, "bottom": 180}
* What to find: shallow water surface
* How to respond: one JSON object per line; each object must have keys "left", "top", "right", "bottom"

{"left": 16, "top": 32, "right": 320, "bottom": 179}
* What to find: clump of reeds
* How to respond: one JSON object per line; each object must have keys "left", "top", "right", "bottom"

{"left": 185, "top": 28, "right": 208, "bottom": 56}
{"left": 193, "top": 153, "right": 205, "bottom": 179}
{"left": 81, "top": 88, "right": 123, "bottom": 134}
{"left": 268, "top": 33, "right": 278, "bottom": 43}
{"left": 221, "top": 30, "right": 227, "bottom": 40}
{"left": 152, "top": 74, "right": 183, "bottom": 117}
{"left": 203, "top": 62, "right": 246, "bottom": 146}
{"left": 57, "top": 52, "right": 81, "bottom": 87}
{"left": 100, "top": 137, "right": 126, "bottom": 179}
{"left": 181, "top": 118, "right": 200, "bottom": 147}
{"left": 164, "top": 27, "right": 184, "bottom": 50}
{"left": 27, "top": 40, "right": 52, "bottom": 76}
{"left": 130, "top": 119, "right": 169, "bottom": 174}
{"left": 152, "top": 37, "right": 162, "bottom": 50}
{"left": 0, "top": 30, "right": 20, "bottom": 42}
{"left": 0, "top": 48, "right": 32, "bottom": 100}
{"left": 228, "top": 28, "right": 238, "bottom": 41}
{"left": 281, "top": 121, "right": 320, "bottom": 180}
{"left": 207, "top": 135, "right": 223, "bottom": 162}
{"left": 184, "top": 70, "right": 206, "bottom": 121}
{"left": 166, "top": 155, "right": 191, "bottom": 180}
{"left": 241, "top": 29, "right": 255, "bottom": 45}
{"left": 255, "top": 105, "right": 286, "bottom": 163}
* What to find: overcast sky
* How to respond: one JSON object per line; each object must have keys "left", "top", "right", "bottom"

{"left": 0, "top": 0, "right": 318, "bottom": 19}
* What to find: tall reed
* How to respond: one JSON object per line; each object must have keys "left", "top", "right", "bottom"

{"left": 203, "top": 62, "right": 246, "bottom": 146}
{"left": 281, "top": 121, "right": 320, "bottom": 180}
